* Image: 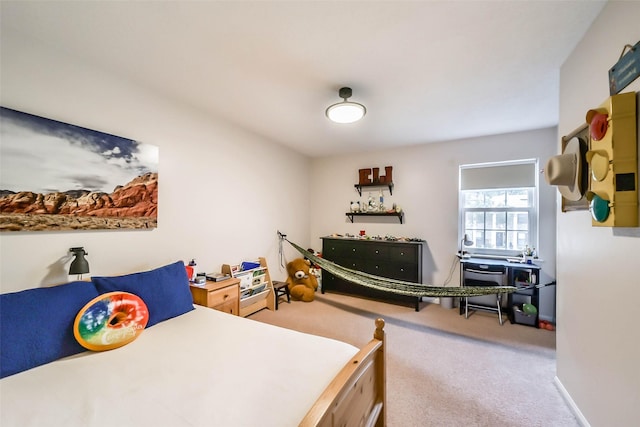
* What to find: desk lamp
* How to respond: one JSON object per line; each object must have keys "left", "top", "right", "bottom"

{"left": 69, "top": 247, "right": 90, "bottom": 279}
{"left": 459, "top": 234, "right": 473, "bottom": 258}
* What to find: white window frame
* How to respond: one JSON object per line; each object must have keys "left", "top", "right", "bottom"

{"left": 459, "top": 159, "right": 539, "bottom": 258}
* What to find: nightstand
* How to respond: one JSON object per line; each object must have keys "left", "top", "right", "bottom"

{"left": 189, "top": 278, "right": 240, "bottom": 316}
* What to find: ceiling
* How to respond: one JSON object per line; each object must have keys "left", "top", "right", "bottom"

{"left": 1, "top": 1, "right": 606, "bottom": 157}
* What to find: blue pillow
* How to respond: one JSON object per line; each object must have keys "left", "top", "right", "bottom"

{"left": 91, "top": 261, "right": 193, "bottom": 328}
{"left": 0, "top": 281, "right": 99, "bottom": 378}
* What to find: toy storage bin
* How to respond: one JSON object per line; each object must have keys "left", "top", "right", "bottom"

{"left": 512, "top": 305, "right": 536, "bottom": 326}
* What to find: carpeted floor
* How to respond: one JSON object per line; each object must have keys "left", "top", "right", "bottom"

{"left": 249, "top": 292, "right": 578, "bottom": 427}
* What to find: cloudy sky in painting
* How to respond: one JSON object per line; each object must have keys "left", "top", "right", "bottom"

{"left": 0, "top": 107, "right": 158, "bottom": 194}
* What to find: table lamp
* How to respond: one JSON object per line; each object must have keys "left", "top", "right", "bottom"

{"left": 69, "top": 247, "right": 89, "bottom": 278}
{"left": 459, "top": 234, "right": 473, "bottom": 258}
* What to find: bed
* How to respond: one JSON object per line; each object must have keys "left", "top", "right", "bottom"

{"left": 0, "top": 261, "right": 386, "bottom": 427}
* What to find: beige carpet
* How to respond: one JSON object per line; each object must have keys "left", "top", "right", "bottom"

{"left": 249, "top": 292, "right": 578, "bottom": 427}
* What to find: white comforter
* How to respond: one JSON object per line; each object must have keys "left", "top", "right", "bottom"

{"left": 0, "top": 306, "right": 358, "bottom": 427}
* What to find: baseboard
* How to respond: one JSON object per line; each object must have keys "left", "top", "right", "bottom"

{"left": 554, "top": 376, "right": 590, "bottom": 427}
{"left": 539, "top": 314, "right": 554, "bottom": 323}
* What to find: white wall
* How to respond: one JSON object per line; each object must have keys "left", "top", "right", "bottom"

{"left": 8, "top": 6, "right": 638, "bottom": 424}
{"left": 310, "top": 127, "right": 558, "bottom": 319}
{"left": 557, "top": 1, "right": 640, "bottom": 425}
{"left": 0, "top": 30, "right": 309, "bottom": 292}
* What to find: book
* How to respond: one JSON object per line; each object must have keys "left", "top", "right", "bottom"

{"left": 206, "top": 273, "right": 231, "bottom": 282}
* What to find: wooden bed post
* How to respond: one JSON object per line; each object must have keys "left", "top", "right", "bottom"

{"left": 374, "top": 318, "right": 386, "bottom": 427}
{"left": 300, "top": 318, "right": 387, "bottom": 427}
{"left": 259, "top": 257, "right": 275, "bottom": 311}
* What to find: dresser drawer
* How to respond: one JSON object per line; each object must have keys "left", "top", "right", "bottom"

{"left": 388, "top": 262, "right": 419, "bottom": 281}
{"left": 324, "top": 241, "right": 354, "bottom": 258}
{"left": 365, "top": 245, "right": 389, "bottom": 260}
{"left": 324, "top": 241, "right": 370, "bottom": 260}
{"left": 367, "top": 261, "right": 418, "bottom": 282}
{"left": 389, "top": 245, "right": 418, "bottom": 264}
{"left": 336, "top": 257, "right": 368, "bottom": 271}
{"left": 206, "top": 286, "right": 239, "bottom": 307}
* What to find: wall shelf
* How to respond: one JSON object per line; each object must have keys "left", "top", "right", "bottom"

{"left": 354, "top": 182, "right": 394, "bottom": 196}
{"left": 345, "top": 212, "right": 404, "bottom": 224}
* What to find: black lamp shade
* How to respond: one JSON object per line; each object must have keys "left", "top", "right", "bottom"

{"left": 69, "top": 247, "right": 89, "bottom": 275}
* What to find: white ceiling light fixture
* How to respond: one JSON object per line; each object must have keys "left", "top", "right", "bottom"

{"left": 326, "top": 87, "right": 366, "bottom": 124}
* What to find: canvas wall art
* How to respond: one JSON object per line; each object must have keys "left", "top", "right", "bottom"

{"left": 0, "top": 107, "right": 159, "bottom": 232}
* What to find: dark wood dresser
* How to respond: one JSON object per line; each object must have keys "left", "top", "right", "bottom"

{"left": 320, "top": 236, "right": 424, "bottom": 310}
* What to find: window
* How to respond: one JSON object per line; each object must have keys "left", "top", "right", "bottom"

{"left": 459, "top": 160, "right": 538, "bottom": 257}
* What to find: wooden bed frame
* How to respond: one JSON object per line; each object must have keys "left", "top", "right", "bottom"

{"left": 301, "top": 318, "right": 386, "bottom": 427}
{"left": 1, "top": 263, "right": 386, "bottom": 427}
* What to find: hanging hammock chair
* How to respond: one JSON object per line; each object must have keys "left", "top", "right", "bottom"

{"left": 278, "top": 233, "right": 516, "bottom": 298}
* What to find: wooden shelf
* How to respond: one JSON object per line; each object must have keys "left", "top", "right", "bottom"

{"left": 222, "top": 257, "right": 274, "bottom": 317}
{"left": 345, "top": 211, "right": 404, "bottom": 224}
{"left": 354, "top": 182, "right": 394, "bottom": 196}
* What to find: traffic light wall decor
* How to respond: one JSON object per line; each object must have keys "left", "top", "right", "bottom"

{"left": 585, "top": 92, "right": 638, "bottom": 227}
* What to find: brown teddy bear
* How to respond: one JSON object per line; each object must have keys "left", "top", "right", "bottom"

{"left": 286, "top": 258, "right": 318, "bottom": 302}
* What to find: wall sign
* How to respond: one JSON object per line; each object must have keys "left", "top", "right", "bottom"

{"left": 358, "top": 166, "right": 393, "bottom": 185}
{"left": 609, "top": 41, "right": 640, "bottom": 95}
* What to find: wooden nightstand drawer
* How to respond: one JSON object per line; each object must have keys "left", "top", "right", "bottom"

{"left": 190, "top": 278, "right": 240, "bottom": 316}
{"left": 207, "top": 286, "right": 238, "bottom": 308}
{"left": 215, "top": 298, "right": 239, "bottom": 316}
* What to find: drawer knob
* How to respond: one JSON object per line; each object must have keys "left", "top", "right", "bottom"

{"left": 400, "top": 252, "right": 405, "bottom": 256}
{"left": 375, "top": 250, "right": 379, "bottom": 254}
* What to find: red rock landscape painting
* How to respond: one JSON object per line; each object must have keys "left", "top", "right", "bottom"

{"left": 0, "top": 107, "right": 158, "bottom": 232}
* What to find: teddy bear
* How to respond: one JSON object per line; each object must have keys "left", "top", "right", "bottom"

{"left": 286, "top": 257, "right": 318, "bottom": 302}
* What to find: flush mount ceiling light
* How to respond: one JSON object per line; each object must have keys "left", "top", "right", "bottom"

{"left": 326, "top": 87, "right": 366, "bottom": 124}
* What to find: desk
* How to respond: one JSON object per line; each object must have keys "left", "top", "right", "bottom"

{"left": 460, "top": 258, "right": 547, "bottom": 327}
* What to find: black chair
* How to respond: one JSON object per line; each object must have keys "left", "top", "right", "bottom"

{"left": 272, "top": 281, "right": 290, "bottom": 310}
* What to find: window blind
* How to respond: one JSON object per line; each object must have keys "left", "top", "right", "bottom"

{"left": 460, "top": 162, "right": 536, "bottom": 190}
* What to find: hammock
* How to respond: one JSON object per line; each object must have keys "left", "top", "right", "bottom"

{"left": 279, "top": 234, "right": 516, "bottom": 298}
